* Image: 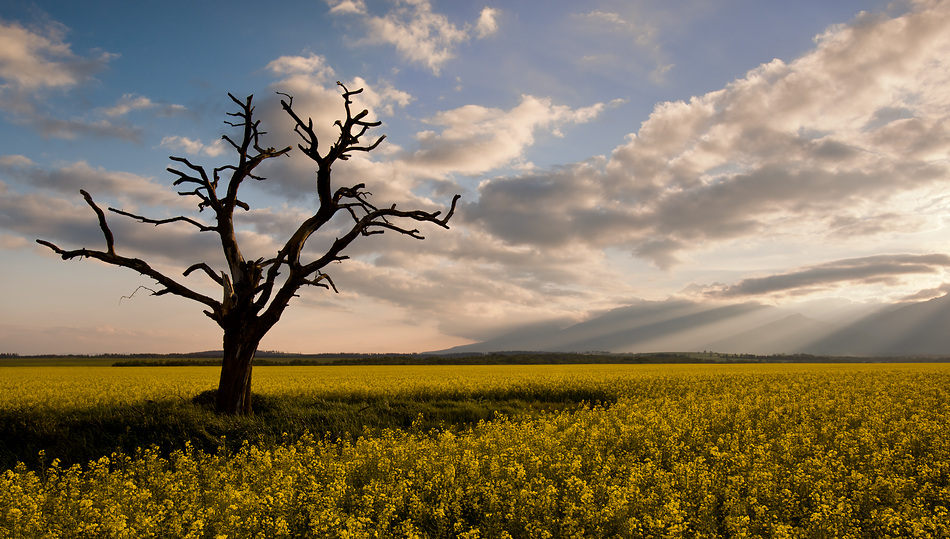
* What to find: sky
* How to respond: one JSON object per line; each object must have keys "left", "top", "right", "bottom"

{"left": 2, "top": 0, "right": 950, "bottom": 355}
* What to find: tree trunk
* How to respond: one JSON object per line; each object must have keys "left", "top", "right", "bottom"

{"left": 215, "top": 330, "right": 260, "bottom": 415}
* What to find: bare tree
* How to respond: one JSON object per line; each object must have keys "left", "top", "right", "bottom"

{"left": 37, "top": 83, "right": 459, "bottom": 415}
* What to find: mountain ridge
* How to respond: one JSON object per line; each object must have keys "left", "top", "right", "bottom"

{"left": 433, "top": 294, "right": 950, "bottom": 356}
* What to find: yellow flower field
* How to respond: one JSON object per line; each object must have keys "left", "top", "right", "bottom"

{"left": 1, "top": 363, "right": 948, "bottom": 538}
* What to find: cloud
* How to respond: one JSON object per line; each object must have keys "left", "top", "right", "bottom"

{"left": 257, "top": 55, "right": 417, "bottom": 199}
{"left": 326, "top": 227, "right": 632, "bottom": 341}
{"left": 406, "top": 95, "right": 606, "bottom": 176}
{"left": 160, "top": 135, "right": 228, "bottom": 158}
{"left": 475, "top": 7, "right": 499, "bottom": 38}
{"left": 265, "top": 53, "right": 336, "bottom": 85}
{"left": 0, "top": 181, "right": 224, "bottom": 270}
{"left": 0, "top": 18, "right": 113, "bottom": 91}
{"left": 0, "top": 154, "right": 33, "bottom": 167}
{"left": 574, "top": 8, "right": 673, "bottom": 83}
{"left": 99, "top": 93, "right": 185, "bottom": 118}
{"left": 0, "top": 232, "right": 28, "bottom": 249}
{"left": 0, "top": 160, "right": 178, "bottom": 208}
{"left": 29, "top": 114, "right": 146, "bottom": 141}
{"left": 466, "top": 1, "right": 950, "bottom": 270}
{"left": 328, "top": 0, "right": 498, "bottom": 75}
{"left": 264, "top": 54, "right": 411, "bottom": 121}
{"left": 326, "top": 0, "right": 366, "bottom": 15}
{"left": 101, "top": 94, "right": 155, "bottom": 117}
{"left": 0, "top": 18, "right": 183, "bottom": 140}
{"left": 902, "top": 282, "right": 950, "bottom": 302}
{"left": 237, "top": 2, "right": 950, "bottom": 331}
{"left": 705, "top": 254, "right": 950, "bottom": 299}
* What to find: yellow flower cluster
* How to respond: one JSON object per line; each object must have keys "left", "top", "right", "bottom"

{"left": 1, "top": 364, "right": 949, "bottom": 538}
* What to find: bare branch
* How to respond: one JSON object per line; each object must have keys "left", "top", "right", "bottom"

{"left": 79, "top": 189, "right": 115, "bottom": 255}
{"left": 303, "top": 272, "right": 339, "bottom": 293}
{"left": 167, "top": 156, "right": 219, "bottom": 211}
{"left": 35, "top": 239, "right": 77, "bottom": 257}
{"left": 110, "top": 208, "right": 217, "bottom": 232}
{"left": 119, "top": 285, "right": 158, "bottom": 304}
{"left": 184, "top": 263, "right": 225, "bottom": 286}
{"left": 35, "top": 236, "right": 220, "bottom": 318}
{"left": 279, "top": 93, "right": 320, "bottom": 159}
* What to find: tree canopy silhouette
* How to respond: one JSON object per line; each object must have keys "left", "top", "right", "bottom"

{"left": 37, "top": 83, "right": 460, "bottom": 415}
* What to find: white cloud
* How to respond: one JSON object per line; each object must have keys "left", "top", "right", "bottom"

{"left": 584, "top": 10, "right": 628, "bottom": 27}
{"left": 0, "top": 19, "right": 110, "bottom": 91}
{"left": 0, "top": 19, "right": 183, "bottom": 140}
{"left": 475, "top": 7, "right": 499, "bottom": 38}
{"left": 264, "top": 55, "right": 411, "bottom": 121}
{"left": 266, "top": 53, "right": 336, "bottom": 84}
{"left": 406, "top": 95, "right": 606, "bottom": 176}
{"left": 0, "top": 18, "right": 115, "bottom": 115}
{"left": 349, "top": 75, "right": 413, "bottom": 116}
{"left": 258, "top": 55, "right": 417, "bottom": 199}
{"left": 328, "top": 0, "right": 497, "bottom": 75}
{"left": 326, "top": 0, "right": 367, "bottom": 15}
{"left": 160, "top": 135, "right": 228, "bottom": 158}
{"left": 101, "top": 94, "right": 155, "bottom": 117}
{"left": 99, "top": 94, "right": 184, "bottom": 119}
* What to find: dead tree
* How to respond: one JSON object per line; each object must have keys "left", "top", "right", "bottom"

{"left": 37, "top": 83, "right": 459, "bottom": 415}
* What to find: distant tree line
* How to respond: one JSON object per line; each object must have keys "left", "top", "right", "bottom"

{"left": 8, "top": 351, "right": 950, "bottom": 366}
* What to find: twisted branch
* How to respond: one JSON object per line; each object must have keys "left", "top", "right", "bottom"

{"left": 109, "top": 208, "right": 217, "bottom": 232}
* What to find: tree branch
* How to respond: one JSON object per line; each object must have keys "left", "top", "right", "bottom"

{"left": 109, "top": 208, "right": 217, "bottom": 232}
{"left": 35, "top": 237, "right": 221, "bottom": 320}
{"left": 184, "top": 263, "right": 225, "bottom": 286}
{"left": 36, "top": 190, "right": 222, "bottom": 320}
{"left": 303, "top": 271, "right": 339, "bottom": 293}
{"left": 79, "top": 189, "right": 115, "bottom": 255}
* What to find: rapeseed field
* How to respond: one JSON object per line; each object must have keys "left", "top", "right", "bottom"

{"left": 1, "top": 364, "right": 948, "bottom": 538}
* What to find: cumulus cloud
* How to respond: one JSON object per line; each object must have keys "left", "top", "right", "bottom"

{"left": 160, "top": 135, "right": 228, "bottom": 158}
{"left": 0, "top": 154, "right": 33, "bottom": 167}
{"left": 0, "top": 177, "right": 226, "bottom": 270}
{"left": 475, "top": 7, "right": 499, "bottom": 38}
{"left": 264, "top": 53, "right": 411, "bottom": 125}
{"left": 0, "top": 19, "right": 182, "bottom": 140}
{"left": 467, "top": 1, "right": 950, "bottom": 272}
{"left": 256, "top": 54, "right": 417, "bottom": 199}
{"left": 327, "top": 0, "right": 499, "bottom": 75}
{"left": 0, "top": 19, "right": 112, "bottom": 92}
{"left": 99, "top": 93, "right": 185, "bottom": 118}
{"left": 0, "top": 159, "right": 177, "bottom": 208}
{"left": 704, "top": 254, "right": 950, "bottom": 299}
{"left": 326, "top": 0, "right": 366, "bottom": 15}
{"left": 266, "top": 53, "right": 336, "bottom": 86}
{"left": 406, "top": 95, "right": 606, "bottom": 176}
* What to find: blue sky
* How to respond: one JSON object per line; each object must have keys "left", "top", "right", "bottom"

{"left": 2, "top": 0, "right": 950, "bottom": 354}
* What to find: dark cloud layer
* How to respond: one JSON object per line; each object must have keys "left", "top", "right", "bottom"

{"left": 708, "top": 254, "right": 950, "bottom": 298}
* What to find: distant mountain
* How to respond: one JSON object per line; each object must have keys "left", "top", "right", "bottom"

{"left": 433, "top": 295, "right": 950, "bottom": 357}
{"left": 703, "top": 313, "right": 837, "bottom": 355}
{"left": 804, "top": 294, "right": 950, "bottom": 356}
{"left": 436, "top": 299, "right": 786, "bottom": 354}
